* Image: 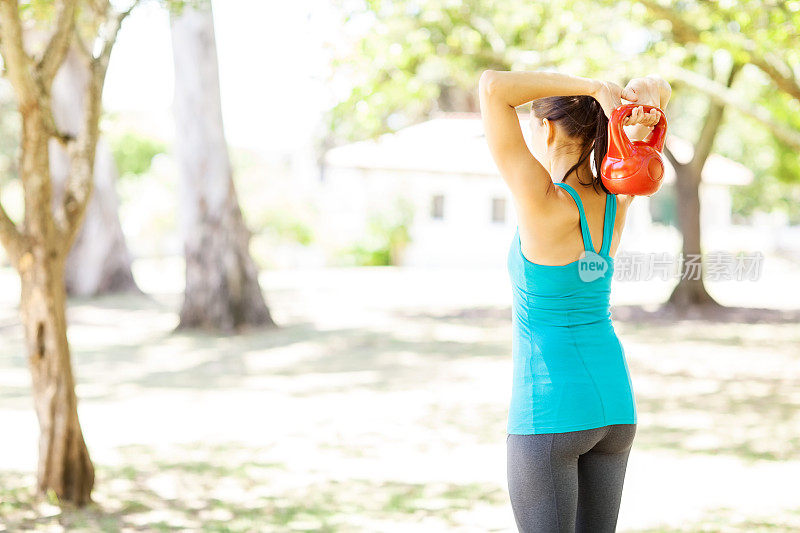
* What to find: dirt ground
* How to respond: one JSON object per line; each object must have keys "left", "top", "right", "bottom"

{"left": 0, "top": 260, "right": 799, "bottom": 532}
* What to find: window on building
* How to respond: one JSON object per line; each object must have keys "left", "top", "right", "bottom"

{"left": 491, "top": 197, "right": 506, "bottom": 223}
{"left": 431, "top": 194, "right": 445, "bottom": 219}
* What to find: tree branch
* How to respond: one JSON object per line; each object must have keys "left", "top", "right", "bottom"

{"left": 97, "top": 4, "right": 136, "bottom": 66}
{"left": 72, "top": 26, "right": 93, "bottom": 67}
{"left": 662, "top": 145, "right": 682, "bottom": 171}
{"left": 59, "top": 2, "right": 137, "bottom": 250}
{"left": 748, "top": 50, "right": 800, "bottom": 101}
{"left": 658, "top": 62, "right": 800, "bottom": 150}
{"left": 639, "top": 0, "right": 800, "bottom": 100}
{"left": 0, "top": 0, "right": 40, "bottom": 110}
{"left": 37, "top": 0, "right": 78, "bottom": 85}
{"left": 690, "top": 61, "right": 743, "bottom": 178}
{"left": 0, "top": 197, "right": 25, "bottom": 267}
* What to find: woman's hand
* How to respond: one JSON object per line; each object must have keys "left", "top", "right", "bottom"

{"left": 621, "top": 105, "right": 661, "bottom": 127}
{"left": 619, "top": 76, "right": 671, "bottom": 129}
{"left": 594, "top": 81, "right": 659, "bottom": 128}
{"left": 623, "top": 75, "right": 671, "bottom": 109}
{"left": 592, "top": 80, "right": 638, "bottom": 119}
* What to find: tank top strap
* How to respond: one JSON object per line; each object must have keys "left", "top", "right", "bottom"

{"left": 554, "top": 182, "right": 595, "bottom": 253}
{"left": 599, "top": 193, "right": 617, "bottom": 256}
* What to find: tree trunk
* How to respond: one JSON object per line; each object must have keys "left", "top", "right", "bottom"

{"left": 665, "top": 61, "right": 742, "bottom": 309}
{"left": 18, "top": 105, "right": 94, "bottom": 505}
{"left": 64, "top": 139, "right": 139, "bottom": 296}
{"left": 170, "top": 4, "right": 275, "bottom": 331}
{"left": 666, "top": 164, "right": 718, "bottom": 307}
{"left": 0, "top": 0, "right": 134, "bottom": 507}
{"left": 20, "top": 251, "right": 94, "bottom": 505}
{"left": 50, "top": 47, "right": 138, "bottom": 297}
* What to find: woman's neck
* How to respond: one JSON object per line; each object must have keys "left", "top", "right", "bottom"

{"left": 553, "top": 160, "right": 598, "bottom": 193}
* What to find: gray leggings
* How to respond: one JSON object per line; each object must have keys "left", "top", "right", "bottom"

{"left": 506, "top": 424, "right": 637, "bottom": 533}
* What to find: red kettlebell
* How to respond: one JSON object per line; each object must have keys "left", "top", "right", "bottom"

{"left": 600, "top": 103, "right": 668, "bottom": 196}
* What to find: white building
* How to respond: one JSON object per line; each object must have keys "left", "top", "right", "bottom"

{"left": 320, "top": 112, "right": 753, "bottom": 268}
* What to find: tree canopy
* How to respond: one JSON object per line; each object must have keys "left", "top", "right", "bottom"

{"left": 324, "top": 0, "right": 800, "bottom": 220}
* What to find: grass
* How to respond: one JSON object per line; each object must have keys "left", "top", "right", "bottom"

{"left": 0, "top": 266, "right": 799, "bottom": 531}
{"left": 0, "top": 456, "right": 507, "bottom": 531}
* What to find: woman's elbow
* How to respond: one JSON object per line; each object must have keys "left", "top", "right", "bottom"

{"left": 479, "top": 70, "right": 499, "bottom": 95}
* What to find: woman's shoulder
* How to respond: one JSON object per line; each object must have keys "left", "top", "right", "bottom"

{"left": 615, "top": 193, "right": 635, "bottom": 210}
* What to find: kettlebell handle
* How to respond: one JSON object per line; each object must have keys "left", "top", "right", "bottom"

{"left": 609, "top": 104, "right": 667, "bottom": 159}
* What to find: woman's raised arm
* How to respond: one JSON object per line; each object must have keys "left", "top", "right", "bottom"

{"left": 479, "top": 70, "right": 605, "bottom": 211}
{"left": 478, "top": 70, "right": 634, "bottom": 212}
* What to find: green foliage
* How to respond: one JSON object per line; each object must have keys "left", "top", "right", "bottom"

{"left": 763, "top": 96, "right": 800, "bottom": 186}
{"left": 343, "top": 197, "right": 414, "bottom": 266}
{"left": 17, "top": 0, "right": 54, "bottom": 22}
{"left": 110, "top": 131, "right": 167, "bottom": 178}
{"left": 732, "top": 177, "right": 800, "bottom": 225}
{"left": 253, "top": 208, "right": 314, "bottom": 246}
{"left": 622, "top": 0, "right": 800, "bottom": 210}
{"left": 711, "top": 80, "right": 800, "bottom": 220}
{"left": 323, "top": 0, "right": 630, "bottom": 146}
{"left": 626, "top": 0, "right": 800, "bottom": 73}
{"left": 164, "top": 0, "right": 212, "bottom": 17}
{"left": 327, "top": 0, "right": 800, "bottom": 216}
{"left": 348, "top": 242, "right": 392, "bottom": 267}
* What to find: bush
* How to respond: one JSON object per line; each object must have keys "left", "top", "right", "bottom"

{"left": 252, "top": 208, "right": 314, "bottom": 246}
{"left": 111, "top": 131, "right": 167, "bottom": 178}
{"left": 344, "top": 197, "right": 414, "bottom": 266}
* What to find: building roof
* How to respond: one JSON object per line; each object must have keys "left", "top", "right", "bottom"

{"left": 324, "top": 112, "right": 497, "bottom": 175}
{"left": 323, "top": 112, "right": 753, "bottom": 186}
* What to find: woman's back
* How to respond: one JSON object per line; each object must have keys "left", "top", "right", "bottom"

{"left": 507, "top": 181, "right": 637, "bottom": 434}
{"left": 514, "top": 182, "right": 632, "bottom": 268}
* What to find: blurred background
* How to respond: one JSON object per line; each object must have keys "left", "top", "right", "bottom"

{"left": 0, "top": 0, "right": 799, "bottom": 531}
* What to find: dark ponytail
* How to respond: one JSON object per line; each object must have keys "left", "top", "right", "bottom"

{"left": 530, "top": 95, "right": 611, "bottom": 194}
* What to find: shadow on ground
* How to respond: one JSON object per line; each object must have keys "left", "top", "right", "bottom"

{"left": 613, "top": 304, "right": 800, "bottom": 324}
{"left": 0, "top": 442, "right": 506, "bottom": 532}
{"left": 2, "top": 293, "right": 799, "bottom": 531}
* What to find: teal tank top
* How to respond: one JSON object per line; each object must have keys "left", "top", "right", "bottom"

{"left": 506, "top": 181, "right": 637, "bottom": 434}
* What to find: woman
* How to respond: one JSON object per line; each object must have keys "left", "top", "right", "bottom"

{"left": 478, "top": 70, "right": 671, "bottom": 532}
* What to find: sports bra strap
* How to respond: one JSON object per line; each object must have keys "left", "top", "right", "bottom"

{"left": 555, "top": 182, "right": 595, "bottom": 253}
{"left": 599, "top": 192, "right": 617, "bottom": 256}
